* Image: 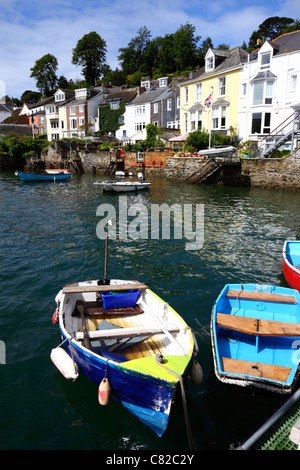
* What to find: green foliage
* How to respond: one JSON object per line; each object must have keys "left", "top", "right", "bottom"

{"left": 72, "top": 32, "right": 108, "bottom": 86}
{"left": 143, "top": 123, "right": 164, "bottom": 149}
{"left": 186, "top": 131, "right": 209, "bottom": 150}
{"left": 30, "top": 54, "right": 58, "bottom": 95}
{"left": 270, "top": 149, "right": 291, "bottom": 158}
{"left": 0, "top": 134, "right": 48, "bottom": 159}
{"left": 98, "top": 102, "right": 126, "bottom": 135}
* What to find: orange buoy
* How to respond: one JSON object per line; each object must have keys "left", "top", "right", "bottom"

{"left": 52, "top": 310, "right": 58, "bottom": 324}
{"left": 98, "top": 378, "right": 111, "bottom": 405}
{"left": 190, "top": 360, "right": 203, "bottom": 385}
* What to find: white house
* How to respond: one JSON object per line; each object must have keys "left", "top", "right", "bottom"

{"left": 238, "top": 30, "right": 300, "bottom": 155}
{"left": 123, "top": 78, "right": 171, "bottom": 144}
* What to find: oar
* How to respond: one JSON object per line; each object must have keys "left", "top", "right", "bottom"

{"left": 104, "top": 218, "right": 115, "bottom": 283}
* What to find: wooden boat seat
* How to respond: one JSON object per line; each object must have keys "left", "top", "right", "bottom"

{"left": 217, "top": 313, "right": 300, "bottom": 336}
{"left": 221, "top": 357, "right": 292, "bottom": 383}
{"left": 75, "top": 325, "right": 180, "bottom": 341}
{"left": 63, "top": 282, "right": 147, "bottom": 294}
{"left": 226, "top": 289, "right": 296, "bottom": 304}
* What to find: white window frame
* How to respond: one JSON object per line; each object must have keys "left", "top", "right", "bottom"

{"left": 195, "top": 83, "right": 202, "bottom": 102}
{"left": 184, "top": 87, "right": 188, "bottom": 105}
{"left": 153, "top": 103, "right": 158, "bottom": 114}
{"left": 253, "top": 79, "right": 274, "bottom": 105}
{"left": 218, "top": 77, "right": 226, "bottom": 96}
{"left": 70, "top": 118, "right": 77, "bottom": 130}
{"left": 206, "top": 56, "right": 214, "bottom": 71}
{"left": 167, "top": 99, "right": 172, "bottom": 111}
{"left": 290, "top": 74, "right": 297, "bottom": 91}
{"left": 70, "top": 106, "right": 76, "bottom": 115}
{"left": 135, "top": 105, "right": 146, "bottom": 115}
{"left": 260, "top": 52, "right": 271, "bottom": 69}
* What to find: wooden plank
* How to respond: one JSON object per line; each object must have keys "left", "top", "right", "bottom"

{"left": 221, "top": 357, "right": 292, "bottom": 383}
{"left": 217, "top": 313, "right": 300, "bottom": 336}
{"left": 75, "top": 325, "right": 180, "bottom": 341}
{"left": 63, "top": 282, "right": 148, "bottom": 294}
{"left": 226, "top": 289, "right": 296, "bottom": 304}
{"left": 72, "top": 302, "right": 144, "bottom": 317}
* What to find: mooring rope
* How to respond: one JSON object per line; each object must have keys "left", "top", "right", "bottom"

{"left": 155, "top": 354, "right": 197, "bottom": 450}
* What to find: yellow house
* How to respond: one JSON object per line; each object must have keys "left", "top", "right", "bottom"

{"left": 179, "top": 47, "right": 249, "bottom": 141}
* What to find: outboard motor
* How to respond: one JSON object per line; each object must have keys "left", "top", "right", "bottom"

{"left": 137, "top": 172, "right": 145, "bottom": 182}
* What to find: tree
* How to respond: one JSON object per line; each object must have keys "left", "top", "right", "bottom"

{"left": 259, "top": 16, "right": 294, "bottom": 40}
{"left": 248, "top": 16, "right": 294, "bottom": 48}
{"left": 173, "top": 23, "right": 200, "bottom": 71}
{"left": 72, "top": 32, "right": 108, "bottom": 86}
{"left": 30, "top": 54, "right": 58, "bottom": 95}
{"left": 143, "top": 123, "right": 164, "bottom": 149}
{"left": 283, "top": 19, "right": 300, "bottom": 34}
{"left": 118, "top": 26, "right": 152, "bottom": 76}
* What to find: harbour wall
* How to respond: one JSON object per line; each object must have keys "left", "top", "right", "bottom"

{"left": 2, "top": 144, "right": 300, "bottom": 190}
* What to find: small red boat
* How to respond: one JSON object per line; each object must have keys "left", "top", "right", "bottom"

{"left": 282, "top": 241, "right": 300, "bottom": 291}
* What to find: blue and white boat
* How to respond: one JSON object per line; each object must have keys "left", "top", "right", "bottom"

{"left": 51, "top": 278, "right": 200, "bottom": 437}
{"left": 15, "top": 171, "right": 71, "bottom": 182}
{"left": 211, "top": 283, "right": 300, "bottom": 394}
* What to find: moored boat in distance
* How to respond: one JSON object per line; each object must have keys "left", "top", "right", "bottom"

{"left": 211, "top": 283, "right": 300, "bottom": 394}
{"left": 45, "top": 169, "right": 71, "bottom": 175}
{"left": 94, "top": 172, "right": 151, "bottom": 192}
{"left": 15, "top": 171, "right": 72, "bottom": 182}
{"left": 282, "top": 240, "right": 300, "bottom": 291}
{"left": 51, "top": 278, "right": 200, "bottom": 438}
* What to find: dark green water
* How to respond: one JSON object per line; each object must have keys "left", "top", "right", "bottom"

{"left": 1, "top": 171, "right": 300, "bottom": 451}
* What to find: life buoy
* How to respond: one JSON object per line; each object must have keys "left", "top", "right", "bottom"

{"left": 98, "top": 377, "right": 111, "bottom": 405}
{"left": 52, "top": 310, "right": 58, "bottom": 324}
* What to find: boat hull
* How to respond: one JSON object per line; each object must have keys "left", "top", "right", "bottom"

{"left": 211, "top": 283, "right": 300, "bottom": 394}
{"left": 94, "top": 182, "right": 151, "bottom": 192}
{"left": 282, "top": 241, "right": 300, "bottom": 291}
{"left": 15, "top": 171, "right": 71, "bottom": 182}
{"left": 54, "top": 280, "right": 195, "bottom": 436}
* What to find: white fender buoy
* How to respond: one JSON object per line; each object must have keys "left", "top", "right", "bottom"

{"left": 50, "top": 347, "right": 79, "bottom": 381}
{"left": 98, "top": 378, "right": 111, "bottom": 405}
{"left": 190, "top": 360, "right": 203, "bottom": 385}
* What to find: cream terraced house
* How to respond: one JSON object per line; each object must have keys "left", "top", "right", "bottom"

{"left": 179, "top": 47, "right": 248, "bottom": 141}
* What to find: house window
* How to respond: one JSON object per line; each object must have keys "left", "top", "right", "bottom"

{"left": 195, "top": 83, "right": 202, "bottom": 102}
{"left": 184, "top": 87, "right": 188, "bottom": 104}
{"left": 153, "top": 103, "right": 158, "bottom": 114}
{"left": 184, "top": 113, "right": 188, "bottom": 133}
{"left": 242, "top": 83, "right": 247, "bottom": 96}
{"left": 218, "top": 77, "right": 226, "bottom": 96}
{"left": 167, "top": 99, "right": 172, "bottom": 111}
{"left": 70, "top": 118, "right": 77, "bottom": 129}
{"left": 79, "top": 117, "right": 85, "bottom": 127}
{"left": 79, "top": 105, "right": 84, "bottom": 113}
{"left": 135, "top": 122, "right": 146, "bottom": 131}
{"left": 207, "top": 56, "right": 214, "bottom": 70}
{"left": 261, "top": 52, "right": 271, "bottom": 68}
{"left": 55, "top": 92, "right": 65, "bottom": 102}
{"left": 51, "top": 120, "right": 59, "bottom": 128}
{"left": 253, "top": 80, "right": 273, "bottom": 105}
{"left": 251, "top": 112, "right": 271, "bottom": 134}
{"left": 70, "top": 106, "right": 76, "bottom": 115}
{"left": 177, "top": 96, "right": 180, "bottom": 108}
{"left": 110, "top": 100, "right": 119, "bottom": 110}
{"left": 190, "top": 110, "right": 203, "bottom": 131}
{"left": 135, "top": 105, "right": 145, "bottom": 115}
{"left": 291, "top": 75, "right": 297, "bottom": 90}
{"left": 212, "top": 106, "right": 227, "bottom": 129}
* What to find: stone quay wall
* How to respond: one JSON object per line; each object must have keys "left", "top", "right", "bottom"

{"left": 241, "top": 149, "right": 300, "bottom": 190}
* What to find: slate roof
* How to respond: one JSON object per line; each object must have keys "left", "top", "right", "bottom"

{"left": 128, "top": 87, "right": 170, "bottom": 105}
{"left": 250, "top": 30, "right": 300, "bottom": 60}
{"left": 101, "top": 89, "right": 137, "bottom": 105}
{"left": 202, "top": 47, "right": 249, "bottom": 79}
{"left": 0, "top": 124, "right": 32, "bottom": 136}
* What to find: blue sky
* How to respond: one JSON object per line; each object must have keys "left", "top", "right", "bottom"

{"left": 0, "top": 0, "right": 299, "bottom": 99}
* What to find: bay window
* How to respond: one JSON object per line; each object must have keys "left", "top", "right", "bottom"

{"left": 251, "top": 112, "right": 271, "bottom": 134}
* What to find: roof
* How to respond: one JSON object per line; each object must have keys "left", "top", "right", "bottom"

{"left": 0, "top": 124, "right": 32, "bottom": 136}
{"left": 0, "top": 103, "right": 11, "bottom": 113}
{"left": 250, "top": 30, "right": 300, "bottom": 60}
{"left": 202, "top": 47, "right": 249, "bottom": 79}
{"left": 129, "top": 86, "right": 170, "bottom": 105}
{"left": 101, "top": 89, "right": 137, "bottom": 105}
